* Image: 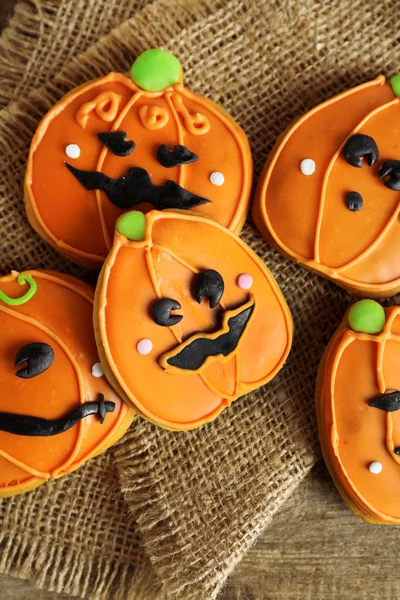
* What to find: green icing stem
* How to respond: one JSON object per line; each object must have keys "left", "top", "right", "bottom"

{"left": 348, "top": 299, "right": 385, "bottom": 335}
{"left": 390, "top": 74, "right": 400, "bottom": 97}
{"left": 130, "top": 49, "right": 181, "bottom": 92}
{"left": 117, "top": 211, "right": 146, "bottom": 241}
{"left": 0, "top": 274, "right": 37, "bottom": 306}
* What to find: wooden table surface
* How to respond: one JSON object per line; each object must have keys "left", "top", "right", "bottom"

{"left": 1, "top": 2, "right": 400, "bottom": 599}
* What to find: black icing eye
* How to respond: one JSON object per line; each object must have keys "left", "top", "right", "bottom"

{"left": 346, "top": 191, "right": 363, "bottom": 211}
{"left": 157, "top": 144, "right": 199, "bottom": 168}
{"left": 97, "top": 131, "right": 135, "bottom": 156}
{"left": 379, "top": 160, "right": 400, "bottom": 191}
{"left": 152, "top": 298, "right": 183, "bottom": 326}
{"left": 369, "top": 391, "right": 400, "bottom": 412}
{"left": 193, "top": 269, "right": 224, "bottom": 309}
{"left": 14, "top": 342, "right": 55, "bottom": 379}
{"left": 343, "top": 134, "right": 379, "bottom": 168}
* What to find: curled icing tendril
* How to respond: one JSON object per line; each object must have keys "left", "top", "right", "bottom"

{"left": 171, "top": 94, "right": 210, "bottom": 135}
{"left": 0, "top": 274, "right": 37, "bottom": 306}
{"left": 138, "top": 104, "right": 169, "bottom": 130}
{"left": 76, "top": 91, "right": 122, "bottom": 129}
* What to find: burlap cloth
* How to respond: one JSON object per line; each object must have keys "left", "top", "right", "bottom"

{"left": 0, "top": 0, "right": 398, "bottom": 598}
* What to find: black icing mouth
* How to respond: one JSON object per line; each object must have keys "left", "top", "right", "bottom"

{"left": 162, "top": 301, "right": 254, "bottom": 372}
{"left": 0, "top": 393, "right": 115, "bottom": 437}
{"left": 65, "top": 163, "right": 210, "bottom": 211}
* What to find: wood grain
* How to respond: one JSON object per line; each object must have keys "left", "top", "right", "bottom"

{"left": 4, "top": 461, "right": 399, "bottom": 600}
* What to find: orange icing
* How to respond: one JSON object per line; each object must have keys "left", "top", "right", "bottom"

{"left": 0, "top": 270, "right": 134, "bottom": 497}
{"left": 25, "top": 71, "right": 252, "bottom": 269}
{"left": 318, "top": 305, "right": 400, "bottom": 523}
{"left": 253, "top": 75, "right": 400, "bottom": 297}
{"left": 76, "top": 91, "right": 122, "bottom": 129}
{"left": 96, "top": 210, "right": 293, "bottom": 431}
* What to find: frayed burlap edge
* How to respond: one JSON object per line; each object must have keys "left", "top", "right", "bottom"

{"left": 0, "top": 530, "right": 155, "bottom": 600}
{"left": 115, "top": 421, "right": 315, "bottom": 600}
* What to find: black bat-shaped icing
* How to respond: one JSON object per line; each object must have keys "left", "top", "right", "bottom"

{"left": 0, "top": 393, "right": 115, "bottom": 436}
{"left": 166, "top": 304, "right": 253, "bottom": 371}
{"left": 98, "top": 131, "right": 135, "bottom": 157}
{"left": 157, "top": 144, "right": 198, "bottom": 168}
{"left": 369, "top": 391, "right": 400, "bottom": 412}
{"left": 15, "top": 342, "right": 55, "bottom": 379}
{"left": 65, "top": 163, "right": 210, "bottom": 210}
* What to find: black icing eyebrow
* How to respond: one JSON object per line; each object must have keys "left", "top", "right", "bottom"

{"left": 342, "top": 134, "right": 378, "bottom": 168}
{"left": 157, "top": 144, "right": 199, "bottom": 168}
{"left": 15, "top": 342, "right": 55, "bottom": 379}
{"left": 193, "top": 269, "right": 224, "bottom": 309}
{"left": 97, "top": 131, "right": 135, "bottom": 156}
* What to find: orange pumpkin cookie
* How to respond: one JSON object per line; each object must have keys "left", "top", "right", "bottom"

{"left": 25, "top": 49, "right": 252, "bottom": 269}
{"left": 253, "top": 74, "right": 400, "bottom": 298}
{"left": 317, "top": 298, "right": 400, "bottom": 524}
{"left": 94, "top": 209, "right": 293, "bottom": 431}
{"left": 0, "top": 270, "right": 134, "bottom": 497}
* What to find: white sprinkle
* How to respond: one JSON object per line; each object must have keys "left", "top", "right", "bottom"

{"left": 300, "top": 158, "right": 316, "bottom": 175}
{"left": 315, "top": 43, "right": 324, "bottom": 51}
{"left": 65, "top": 144, "right": 81, "bottom": 159}
{"left": 210, "top": 171, "right": 225, "bottom": 186}
{"left": 137, "top": 338, "right": 153, "bottom": 355}
{"left": 369, "top": 461, "right": 383, "bottom": 474}
{"left": 92, "top": 362, "right": 104, "bottom": 378}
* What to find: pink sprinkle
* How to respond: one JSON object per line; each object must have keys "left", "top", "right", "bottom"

{"left": 137, "top": 339, "right": 153, "bottom": 355}
{"left": 237, "top": 273, "right": 253, "bottom": 290}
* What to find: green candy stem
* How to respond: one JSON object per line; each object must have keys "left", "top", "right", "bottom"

{"left": 130, "top": 49, "right": 182, "bottom": 92}
{"left": 0, "top": 274, "right": 37, "bottom": 306}
{"left": 348, "top": 299, "right": 385, "bottom": 335}
{"left": 390, "top": 74, "right": 400, "bottom": 97}
{"left": 117, "top": 211, "right": 146, "bottom": 241}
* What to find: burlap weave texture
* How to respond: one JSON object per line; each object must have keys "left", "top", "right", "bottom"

{"left": 1, "top": 0, "right": 399, "bottom": 599}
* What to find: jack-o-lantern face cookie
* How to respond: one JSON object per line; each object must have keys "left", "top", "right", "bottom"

{"left": 95, "top": 210, "right": 293, "bottom": 431}
{"left": 253, "top": 74, "right": 400, "bottom": 298}
{"left": 317, "top": 299, "right": 400, "bottom": 524}
{"left": 25, "top": 49, "right": 252, "bottom": 269}
{"left": 0, "top": 270, "right": 134, "bottom": 497}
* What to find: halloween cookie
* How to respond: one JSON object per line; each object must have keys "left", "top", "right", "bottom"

{"left": 317, "top": 298, "right": 400, "bottom": 524}
{"left": 25, "top": 48, "right": 252, "bottom": 269}
{"left": 253, "top": 74, "right": 400, "bottom": 298}
{"left": 94, "top": 209, "right": 293, "bottom": 431}
{"left": 0, "top": 270, "right": 134, "bottom": 497}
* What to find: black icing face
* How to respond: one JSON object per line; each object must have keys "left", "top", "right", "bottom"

{"left": 342, "top": 133, "right": 400, "bottom": 210}
{"left": 14, "top": 342, "right": 55, "bottom": 379}
{"left": 0, "top": 341, "right": 116, "bottom": 437}
{"left": 369, "top": 390, "right": 400, "bottom": 455}
{"left": 152, "top": 269, "right": 254, "bottom": 372}
{"left": 65, "top": 135, "right": 207, "bottom": 211}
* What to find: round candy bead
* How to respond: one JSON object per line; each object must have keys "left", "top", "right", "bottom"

{"left": 65, "top": 144, "right": 81, "bottom": 159}
{"left": 137, "top": 339, "right": 153, "bottom": 355}
{"left": 300, "top": 158, "right": 315, "bottom": 175}
{"left": 369, "top": 461, "right": 383, "bottom": 475}
{"left": 91, "top": 362, "right": 104, "bottom": 378}
{"left": 210, "top": 172, "right": 225, "bottom": 186}
{"left": 237, "top": 273, "right": 253, "bottom": 290}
